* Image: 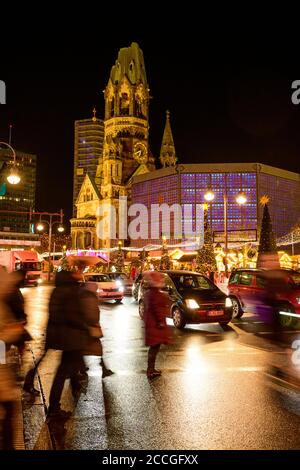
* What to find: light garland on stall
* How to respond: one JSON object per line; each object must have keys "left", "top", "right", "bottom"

{"left": 276, "top": 228, "right": 300, "bottom": 247}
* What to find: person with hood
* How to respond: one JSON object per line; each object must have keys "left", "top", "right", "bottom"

{"left": 143, "top": 271, "right": 171, "bottom": 379}
{"left": 45, "top": 270, "right": 102, "bottom": 418}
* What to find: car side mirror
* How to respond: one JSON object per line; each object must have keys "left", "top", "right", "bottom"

{"left": 162, "top": 286, "right": 173, "bottom": 293}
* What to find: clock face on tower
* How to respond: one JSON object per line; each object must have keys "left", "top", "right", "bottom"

{"left": 133, "top": 142, "right": 147, "bottom": 164}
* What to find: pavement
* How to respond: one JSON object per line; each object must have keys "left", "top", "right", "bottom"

{"left": 12, "top": 286, "right": 300, "bottom": 450}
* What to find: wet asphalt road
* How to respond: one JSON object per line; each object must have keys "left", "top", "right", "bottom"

{"left": 21, "top": 285, "right": 300, "bottom": 450}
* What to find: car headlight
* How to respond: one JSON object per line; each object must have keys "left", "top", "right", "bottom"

{"left": 185, "top": 299, "right": 200, "bottom": 309}
{"left": 116, "top": 280, "right": 122, "bottom": 287}
{"left": 225, "top": 297, "right": 233, "bottom": 308}
{"left": 37, "top": 279, "right": 43, "bottom": 284}
{"left": 97, "top": 288, "right": 104, "bottom": 293}
{"left": 119, "top": 287, "right": 124, "bottom": 293}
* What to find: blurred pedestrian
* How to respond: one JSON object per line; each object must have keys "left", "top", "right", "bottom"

{"left": 81, "top": 277, "right": 113, "bottom": 377}
{"left": 45, "top": 270, "right": 102, "bottom": 418}
{"left": 130, "top": 265, "right": 137, "bottom": 281}
{"left": 0, "top": 268, "right": 23, "bottom": 449}
{"left": 6, "top": 270, "right": 32, "bottom": 358}
{"left": 143, "top": 271, "right": 170, "bottom": 379}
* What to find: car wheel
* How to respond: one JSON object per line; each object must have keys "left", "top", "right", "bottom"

{"left": 277, "top": 303, "right": 296, "bottom": 328}
{"left": 115, "top": 299, "right": 122, "bottom": 304}
{"left": 172, "top": 307, "right": 186, "bottom": 329}
{"left": 231, "top": 297, "right": 243, "bottom": 319}
{"left": 139, "top": 301, "right": 145, "bottom": 320}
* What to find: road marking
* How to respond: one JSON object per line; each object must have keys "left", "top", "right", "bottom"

{"left": 258, "top": 331, "right": 300, "bottom": 335}
{"left": 279, "top": 311, "right": 300, "bottom": 319}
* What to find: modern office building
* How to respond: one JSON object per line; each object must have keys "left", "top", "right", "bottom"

{"left": 73, "top": 111, "right": 104, "bottom": 216}
{"left": 131, "top": 163, "right": 300, "bottom": 247}
{"left": 0, "top": 148, "right": 37, "bottom": 234}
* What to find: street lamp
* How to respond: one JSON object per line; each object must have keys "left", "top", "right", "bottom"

{"left": 0, "top": 141, "right": 21, "bottom": 184}
{"left": 36, "top": 210, "right": 64, "bottom": 281}
{"left": 204, "top": 187, "right": 247, "bottom": 277}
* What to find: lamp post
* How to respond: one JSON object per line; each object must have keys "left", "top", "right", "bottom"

{"left": 0, "top": 141, "right": 21, "bottom": 184}
{"left": 36, "top": 209, "right": 64, "bottom": 281}
{"left": 204, "top": 187, "right": 247, "bottom": 277}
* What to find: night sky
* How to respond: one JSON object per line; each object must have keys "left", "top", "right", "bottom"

{"left": 1, "top": 30, "right": 300, "bottom": 229}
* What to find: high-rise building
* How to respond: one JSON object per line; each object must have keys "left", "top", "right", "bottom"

{"left": 73, "top": 109, "right": 104, "bottom": 216}
{"left": 0, "top": 148, "right": 36, "bottom": 234}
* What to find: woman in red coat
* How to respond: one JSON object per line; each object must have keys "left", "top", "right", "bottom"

{"left": 143, "top": 271, "right": 170, "bottom": 379}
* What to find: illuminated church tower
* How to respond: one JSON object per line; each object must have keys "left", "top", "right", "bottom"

{"left": 160, "top": 110, "right": 177, "bottom": 168}
{"left": 71, "top": 42, "right": 155, "bottom": 250}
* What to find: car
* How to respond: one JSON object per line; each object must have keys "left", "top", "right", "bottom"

{"left": 108, "top": 272, "right": 133, "bottom": 295}
{"left": 132, "top": 272, "right": 143, "bottom": 301}
{"left": 138, "top": 270, "right": 233, "bottom": 329}
{"left": 228, "top": 268, "right": 300, "bottom": 327}
{"left": 83, "top": 272, "right": 124, "bottom": 303}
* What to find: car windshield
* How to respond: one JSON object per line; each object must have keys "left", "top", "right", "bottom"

{"left": 170, "top": 274, "right": 216, "bottom": 290}
{"left": 84, "top": 274, "right": 111, "bottom": 282}
{"left": 21, "top": 262, "right": 41, "bottom": 271}
{"left": 289, "top": 273, "right": 300, "bottom": 287}
{"left": 110, "top": 273, "right": 127, "bottom": 280}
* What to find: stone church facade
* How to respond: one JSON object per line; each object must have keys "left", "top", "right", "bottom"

{"left": 71, "top": 42, "right": 177, "bottom": 250}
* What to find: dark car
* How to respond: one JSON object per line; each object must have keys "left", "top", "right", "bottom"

{"left": 138, "top": 270, "right": 233, "bottom": 329}
{"left": 228, "top": 268, "right": 300, "bottom": 327}
{"left": 108, "top": 272, "right": 133, "bottom": 295}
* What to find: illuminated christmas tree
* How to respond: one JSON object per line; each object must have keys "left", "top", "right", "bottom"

{"left": 115, "top": 241, "right": 125, "bottom": 271}
{"left": 195, "top": 205, "right": 217, "bottom": 275}
{"left": 257, "top": 196, "right": 280, "bottom": 268}
{"left": 160, "top": 238, "right": 171, "bottom": 270}
{"left": 59, "top": 255, "right": 71, "bottom": 271}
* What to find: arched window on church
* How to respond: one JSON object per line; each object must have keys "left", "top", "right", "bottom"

{"left": 110, "top": 97, "right": 115, "bottom": 117}
{"left": 120, "top": 93, "right": 129, "bottom": 116}
{"left": 135, "top": 97, "right": 142, "bottom": 118}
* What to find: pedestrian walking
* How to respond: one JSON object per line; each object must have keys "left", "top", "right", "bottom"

{"left": 45, "top": 270, "right": 102, "bottom": 418}
{"left": 143, "top": 271, "right": 171, "bottom": 379}
{"left": 7, "top": 270, "right": 32, "bottom": 358}
{"left": 0, "top": 268, "right": 24, "bottom": 449}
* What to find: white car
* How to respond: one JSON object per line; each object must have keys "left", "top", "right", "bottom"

{"left": 83, "top": 272, "right": 124, "bottom": 303}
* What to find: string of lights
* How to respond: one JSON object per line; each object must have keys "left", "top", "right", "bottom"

{"left": 276, "top": 228, "right": 300, "bottom": 247}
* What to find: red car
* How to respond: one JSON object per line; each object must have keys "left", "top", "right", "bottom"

{"left": 228, "top": 268, "right": 300, "bottom": 327}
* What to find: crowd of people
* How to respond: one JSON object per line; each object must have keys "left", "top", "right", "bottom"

{"left": 0, "top": 263, "right": 171, "bottom": 449}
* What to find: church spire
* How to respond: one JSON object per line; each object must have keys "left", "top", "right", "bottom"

{"left": 159, "top": 110, "right": 177, "bottom": 167}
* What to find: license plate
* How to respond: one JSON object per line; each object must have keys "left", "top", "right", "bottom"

{"left": 208, "top": 310, "right": 223, "bottom": 316}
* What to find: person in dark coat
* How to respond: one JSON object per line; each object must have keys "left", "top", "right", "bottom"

{"left": 45, "top": 270, "right": 102, "bottom": 417}
{"left": 6, "top": 270, "right": 32, "bottom": 356}
{"left": 143, "top": 271, "right": 170, "bottom": 379}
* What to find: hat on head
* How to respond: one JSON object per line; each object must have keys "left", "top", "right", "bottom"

{"left": 144, "top": 271, "right": 165, "bottom": 288}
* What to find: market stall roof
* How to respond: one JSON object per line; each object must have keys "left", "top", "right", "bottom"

{"left": 177, "top": 253, "right": 197, "bottom": 263}
{"left": 67, "top": 255, "right": 107, "bottom": 266}
{"left": 13, "top": 250, "right": 42, "bottom": 262}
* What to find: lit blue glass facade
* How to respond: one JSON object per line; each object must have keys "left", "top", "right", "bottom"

{"left": 131, "top": 165, "right": 300, "bottom": 247}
